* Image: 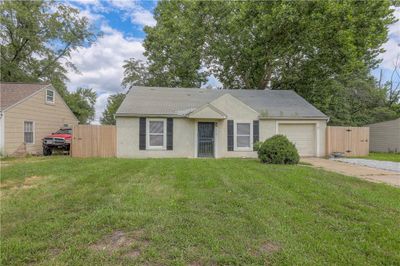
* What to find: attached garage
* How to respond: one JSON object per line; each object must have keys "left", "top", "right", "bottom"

{"left": 278, "top": 123, "right": 316, "bottom": 156}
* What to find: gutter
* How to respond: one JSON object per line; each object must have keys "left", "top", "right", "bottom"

{"left": 259, "top": 116, "right": 329, "bottom": 121}
{"left": 116, "top": 113, "right": 330, "bottom": 121}
{"left": 115, "top": 113, "right": 185, "bottom": 118}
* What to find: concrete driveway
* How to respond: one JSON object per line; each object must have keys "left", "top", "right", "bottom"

{"left": 302, "top": 158, "right": 400, "bottom": 187}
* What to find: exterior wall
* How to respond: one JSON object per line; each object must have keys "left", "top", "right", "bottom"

{"left": 117, "top": 93, "right": 327, "bottom": 158}
{"left": 4, "top": 88, "right": 78, "bottom": 156}
{"left": 117, "top": 117, "right": 195, "bottom": 158}
{"left": 259, "top": 120, "right": 326, "bottom": 157}
{"left": 211, "top": 94, "right": 259, "bottom": 158}
{"left": 0, "top": 114, "right": 4, "bottom": 155}
{"left": 368, "top": 119, "right": 400, "bottom": 152}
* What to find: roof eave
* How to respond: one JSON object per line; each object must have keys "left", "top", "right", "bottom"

{"left": 115, "top": 113, "right": 185, "bottom": 118}
{"left": 259, "top": 116, "right": 329, "bottom": 120}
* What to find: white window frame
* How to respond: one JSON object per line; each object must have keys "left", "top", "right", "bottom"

{"left": 234, "top": 121, "right": 253, "bottom": 151}
{"left": 46, "top": 89, "right": 55, "bottom": 104}
{"left": 23, "top": 121, "right": 35, "bottom": 144}
{"left": 146, "top": 118, "right": 167, "bottom": 150}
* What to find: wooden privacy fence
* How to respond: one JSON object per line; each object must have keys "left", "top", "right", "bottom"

{"left": 71, "top": 125, "right": 116, "bottom": 158}
{"left": 326, "top": 126, "right": 369, "bottom": 157}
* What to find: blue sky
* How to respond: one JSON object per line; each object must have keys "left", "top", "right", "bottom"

{"left": 64, "top": 1, "right": 400, "bottom": 123}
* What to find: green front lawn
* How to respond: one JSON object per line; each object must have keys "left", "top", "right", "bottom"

{"left": 359, "top": 152, "right": 400, "bottom": 162}
{"left": 1, "top": 157, "right": 399, "bottom": 265}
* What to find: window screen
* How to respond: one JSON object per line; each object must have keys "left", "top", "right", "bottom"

{"left": 24, "top": 121, "right": 34, "bottom": 144}
{"left": 149, "top": 120, "right": 164, "bottom": 147}
{"left": 236, "top": 123, "right": 250, "bottom": 148}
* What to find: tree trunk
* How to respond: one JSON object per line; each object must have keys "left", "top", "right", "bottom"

{"left": 258, "top": 66, "right": 272, "bottom": 90}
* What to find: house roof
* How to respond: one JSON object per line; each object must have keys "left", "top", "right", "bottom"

{"left": 116, "top": 86, "right": 328, "bottom": 119}
{"left": 0, "top": 82, "right": 50, "bottom": 111}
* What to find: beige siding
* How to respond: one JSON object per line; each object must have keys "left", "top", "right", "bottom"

{"left": 0, "top": 115, "right": 4, "bottom": 155}
{"left": 211, "top": 94, "right": 259, "bottom": 158}
{"left": 4, "top": 88, "right": 78, "bottom": 155}
{"left": 368, "top": 119, "right": 400, "bottom": 152}
{"left": 117, "top": 93, "right": 327, "bottom": 158}
{"left": 117, "top": 117, "right": 195, "bottom": 158}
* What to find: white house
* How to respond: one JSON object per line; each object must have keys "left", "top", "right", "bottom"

{"left": 116, "top": 87, "right": 328, "bottom": 158}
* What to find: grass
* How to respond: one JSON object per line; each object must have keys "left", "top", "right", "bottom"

{"left": 358, "top": 152, "right": 400, "bottom": 162}
{"left": 1, "top": 157, "right": 399, "bottom": 265}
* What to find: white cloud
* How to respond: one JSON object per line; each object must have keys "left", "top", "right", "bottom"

{"left": 66, "top": 24, "right": 145, "bottom": 122}
{"left": 92, "top": 92, "right": 111, "bottom": 124}
{"left": 78, "top": 8, "right": 104, "bottom": 23}
{"left": 68, "top": 0, "right": 103, "bottom": 9}
{"left": 70, "top": 0, "right": 100, "bottom": 5}
{"left": 379, "top": 38, "right": 400, "bottom": 69}
{"left": 107, "top": 0, "right": 157, "bottom": 27}
{"left": 108, "top": 0, "right": 137, "bottom": 10}
{"left": 131, "top": 9, "right": 156, "bottom": 27}
{"left": 378, "top": 7, "right": 400, "bottom": 70}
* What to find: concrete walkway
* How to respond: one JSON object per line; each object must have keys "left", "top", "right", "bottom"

{"left": 302, "top": 158, "right": 400, "bottom": 187}
{"left": 333, "top": 158, "right": 400, "bottom": 172}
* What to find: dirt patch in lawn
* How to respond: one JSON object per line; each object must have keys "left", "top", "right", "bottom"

{"left": 251, "top": 241, "right": 281, "bottom": 257}
{"left": 89, "top": 230, "right": 149, "bottom": 258}
{"left": 1, "top": 175, "right": 46, "bottom": 190}
{"left": 48, "top": 247, "right": 62, "bottom": 257}
{"left": 189, "top": 261, "right": 204, "bottom": 266}
{"left": 260, "top": 241, "right": 281, "bottom": 254}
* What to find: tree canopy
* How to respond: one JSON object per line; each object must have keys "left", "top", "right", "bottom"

{"left": 100, "top": 93, "right": 126, "bottom": 125}
{"left": 0, "top": 0, "right": 98, "bottom": 123}
{"left": 122, "top": 0, "right": 398, "bottom": 125}
{"left": 66, "top": 88, "right": 97, "bottom": 124}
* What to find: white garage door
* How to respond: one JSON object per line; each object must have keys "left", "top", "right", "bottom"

{"left": 278, "top": 124, "right": 316, "bottom": 156}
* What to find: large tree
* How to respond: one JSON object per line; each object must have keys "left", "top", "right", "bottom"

{"left": 121, "top": 59, "right": 152, "bottom": 89}
{"left": 143, "top": 1, "right": 396, "bottom": 90}
{"left": 100, "top": 93, "right": 126, "bottom": 125}
{"left": 143, "top": 1, "right": 208, "bottom": 88}
{"left": 125, "top": 0, "right": 398, "bottom": 125}
{"left": 66, "top": 88, "right": 97, "bottom": 124}
{"left": 0, "top": 0, "right": 97, "bottom": 94}
{"left": 0, "top": 0, "right": 98, "bottom": 123}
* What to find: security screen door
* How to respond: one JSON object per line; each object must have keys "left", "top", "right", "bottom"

{"left": 197, "top": 122, "right": 215, "bottom": 158}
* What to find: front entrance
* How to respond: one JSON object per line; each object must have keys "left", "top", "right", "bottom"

{"left": 198, "top": 122, "right": 215, "bottom": 158}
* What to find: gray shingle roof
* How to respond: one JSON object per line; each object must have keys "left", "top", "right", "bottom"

{"left": 116, "top": 86, "right": 328, "bottom": 119}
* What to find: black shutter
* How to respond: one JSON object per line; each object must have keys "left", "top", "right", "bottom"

{"left": 139, "top": 117, "right": 146, "bottom": 150}
{"left": 253, "top": 120, "right": 259, "bottom": 150}
{"left": 167, "top": 118, "right": 173, "bottom": 150}
{"left": 227, "top": 120, "right": 234, "bottom": 151}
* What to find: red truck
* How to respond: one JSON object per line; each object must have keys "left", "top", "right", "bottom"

{"left": 42, "top": 127, "right": 72, "bottom": 156}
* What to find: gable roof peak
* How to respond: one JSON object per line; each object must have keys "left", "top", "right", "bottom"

{"left": 0, "top": 82, "right": 51, "bottom": 111}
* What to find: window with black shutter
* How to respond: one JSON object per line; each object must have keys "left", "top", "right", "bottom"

{"left": 227, "top": 120, "right": 234, "bottom": 151}
{"left": 139, "top": 117, "right": 146, "bottom": 150}
{"left": 167, "top": 118, "right": 173, "bottom": 150}
{"left": 253, "top": 120, "right": 259, "bottom": 150}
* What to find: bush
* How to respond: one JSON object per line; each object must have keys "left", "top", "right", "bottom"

{"left": 257, "top": 135, "right": 300, "bottom": 164}
{"left": 253, "top": 141, "right": 263, "bottom": 152}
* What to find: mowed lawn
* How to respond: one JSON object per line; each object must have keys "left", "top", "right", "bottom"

{"left": 359, "top": 152, "right": 400, "bottom": 162}
{"left": 1, "top": 157, "right": 399, "bottom": 265}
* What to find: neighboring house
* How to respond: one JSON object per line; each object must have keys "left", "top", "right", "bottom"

{"left": 116, "top": 87, "right": 328, "bottom": 158}
{"left": 0, "top": 82, "right": 78, "bottom": 156}
{"left": 368, "top": 118, "right": 400, "bottom": 153}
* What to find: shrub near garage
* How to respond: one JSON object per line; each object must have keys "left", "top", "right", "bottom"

{"left": 257, "top": 135, "right": 300, "bottom": 164}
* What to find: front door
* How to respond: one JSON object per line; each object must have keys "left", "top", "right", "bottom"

{"left": 198, "top": 122, "right": 215, "bottom": 158}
